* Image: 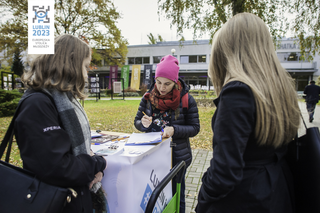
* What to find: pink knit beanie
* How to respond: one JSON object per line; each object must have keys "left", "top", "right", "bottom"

{"left": 155, "top": 55, "right": 179, "bottom": 83}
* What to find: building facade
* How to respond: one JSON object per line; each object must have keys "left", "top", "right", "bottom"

{"left": 86, "top": 38, "right": 320, "bottom": 92}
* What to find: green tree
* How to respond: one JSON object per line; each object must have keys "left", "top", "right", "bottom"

{"left": 158, "top": 0, "right": 320, "bottom": 59}
{"left": 291, "top": 0, "right": 320, "bottom": 61}
{"left": 147, "top": 33, "right": 165, "bottom": 44}
{"left": 158, "top": 35, "right": 165, "bottom": 42}
{"left": 11, "top": 49, "right": 24, "bottom": 77}
{"left": 147, "top": 33, "right": 157, "bottom": 44}
{"left": 0, "top": 0, "right": 128, "bottom": 65}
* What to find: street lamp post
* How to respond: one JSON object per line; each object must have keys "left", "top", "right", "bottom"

{"left": 171, "top": 48, "right": 176, "bottom": 56}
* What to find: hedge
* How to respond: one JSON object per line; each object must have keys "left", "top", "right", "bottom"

{"left": 0, "top": 89, "right": 22, "bottom": 117}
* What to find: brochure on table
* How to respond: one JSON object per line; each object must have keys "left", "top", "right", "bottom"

{"left": 90, "top": 131, "right": 165, "bottom": 161}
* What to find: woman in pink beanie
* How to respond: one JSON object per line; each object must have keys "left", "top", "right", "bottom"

{"left": 134, "top": 55, "right": 200, "bottom": 213}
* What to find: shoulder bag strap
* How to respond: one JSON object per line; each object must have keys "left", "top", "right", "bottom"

{"left": 182, "top": 93, "right": 188, "bottom": 110}
{"left": 300, "top": 111, "right": 307, "bottom": 130}
{"left": 0, "top": 92, "right": 45, "bottom": 162}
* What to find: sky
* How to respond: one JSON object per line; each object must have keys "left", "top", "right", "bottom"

{"left": 112, "top": 0, "right": 208, "bottom": 45}
{"left": 112, "top": 0, "right": 296, "bottom": 46}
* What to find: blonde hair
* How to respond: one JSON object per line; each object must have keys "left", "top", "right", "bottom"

{"left": 209, "top": 13, "right": 300, "bottom": 148}
{"left": 22, "top": 34, "right": 91, "bottom": 100}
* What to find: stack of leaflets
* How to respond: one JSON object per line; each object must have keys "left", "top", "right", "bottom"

{"left": 90, "top": 131, "right": 119, "bottom": 144}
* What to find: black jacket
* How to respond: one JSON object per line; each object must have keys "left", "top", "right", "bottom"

{"left": 134, "top": 78, "right": 200, "bottom": 167}
{"left": 14, "top": 92, "right": 106, "bottom": 213}
{"left": 304, "top": 83, "right": 320, "bottom": 104}
{"left": 196, "top": 81, "right": 294, "bottom": 213}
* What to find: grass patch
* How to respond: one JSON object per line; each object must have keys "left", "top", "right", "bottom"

{"left": 0, "top": 99, "right": 215, "bottom": 167}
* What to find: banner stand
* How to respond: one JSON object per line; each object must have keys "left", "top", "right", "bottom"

{"left": 111, "top": 78, "right": 125, "bottom": 100}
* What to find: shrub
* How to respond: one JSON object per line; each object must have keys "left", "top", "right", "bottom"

{"left": 0, "top": 96, "right": 22, "bottom": 117}
{"left": 123, "top": 87, "right": 137, "bottom": 92}
{"left": 195, "top": 98, "right": 216, "bottom": 108}
{"left": 0, "top": 89, "right": 22, "bottom": 103}
{"left": 139, "top": 84, "right": 148, "bottom": 96}
{"left": 0, "top": 89, "right": 22, "bottom": 117}
{"left": 104, "top": 89, "right": 111, "bottom": 96}
{"left": 117, "top": 92, "right": 140, "bottom": 97}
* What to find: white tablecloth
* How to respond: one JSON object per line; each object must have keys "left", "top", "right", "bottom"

{"left": 92, "top": 137, "right": 172, "bottom": 213}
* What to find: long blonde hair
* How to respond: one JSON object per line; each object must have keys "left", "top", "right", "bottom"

{"left": 209, "top": 13, "right": 300, "bottom": 148}
{"left": 22, "top": 34, "right": 91, "bottom": 100}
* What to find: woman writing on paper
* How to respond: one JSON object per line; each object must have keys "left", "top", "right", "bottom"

{"left": 134, "top": 55, "right": 200, "bottom": 213}
{"left": 195, "top": 13, "right": 300, "bottom": 212}
{"left": 15, "top": 34, "right": 107, "bottom": 213}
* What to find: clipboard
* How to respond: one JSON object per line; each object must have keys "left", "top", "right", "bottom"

{"left": 125, "top": 132, "right": 162, "bottom": 146}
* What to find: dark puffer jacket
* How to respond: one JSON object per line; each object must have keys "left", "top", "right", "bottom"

{"left": 134, "top": 78, "right": 200, "bottom": 167}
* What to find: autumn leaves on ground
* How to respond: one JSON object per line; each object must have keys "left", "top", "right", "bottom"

{"left": 0, "top": 100, "right": 215, "bottom": 167}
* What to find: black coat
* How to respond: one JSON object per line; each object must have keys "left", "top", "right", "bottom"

{"left": 134, "top": 78, "right": 200, "bottom": 167}
{"left": 304, "top": 83, "right": 320, "bottom": 104}
{"left": 196, "top": 81, "right": 294, "bottom": 213}
{"left": 14, "top": 93, "right": 106, "bottom": 213}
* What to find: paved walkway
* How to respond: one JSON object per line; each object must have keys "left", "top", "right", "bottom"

{"left": 184, "top": 101, "right": 320, "bottom": 213}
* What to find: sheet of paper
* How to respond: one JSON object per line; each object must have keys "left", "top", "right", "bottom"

{"left": 91, "top": 131, "right": 102, "bottom": 138}
{"left": 125, "top": 132, "right": 162, "bottom": 145}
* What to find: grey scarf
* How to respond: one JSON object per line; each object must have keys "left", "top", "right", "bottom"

{"left": 44, "top": 89, "right": 91, "bottom": 156}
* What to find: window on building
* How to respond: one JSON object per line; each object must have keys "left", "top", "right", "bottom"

{"left": 180, "top": 56, "right": 189, "bottom": 64}
{"left": 198, "top": 55, "right": 206, "bottom": 63}
{"left": 189, "top": 56, "right": 197, "bottom": 63}
{"left": 128, "top": 57, "right": 149, "bottom": 64}
{"left": 135, "top": 57, "right": 142, "bottom": 64}
{"left": 128, "top": 57, "right": 135, "bottom": 64}
{"left": 153, "top": 56, "right": 163, "bottom": 63}
{"left": 180, "top": 55, "right": 206, "bottom": 63}
{"left": 143, "top": 57, "right": 150, "bottom": 64}
{"left": 288, "top": 52, "right": 298, "bottom": 61}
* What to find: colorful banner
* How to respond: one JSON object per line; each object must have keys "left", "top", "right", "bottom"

{"left": 130, "top": 65, "right": 141, "bottom": 90}
{"left": 28, "top": 0, "right": 54, "bottom": 54}
{"left": 143, "top": 65, "right": 153, "bottom": 89}
{"left": 109, "top": 65, "right": 118, "bottom": 89}
{"left": 121, "top": 65, "right": 130, "bottom": 89}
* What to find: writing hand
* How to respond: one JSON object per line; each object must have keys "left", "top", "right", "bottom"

{"left": 141, "top": 115, "right": 152, "bottom": 128}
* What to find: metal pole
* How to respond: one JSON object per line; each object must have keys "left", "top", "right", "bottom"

{"left": 96, "top": 74, "right": 99, "bottom": 102}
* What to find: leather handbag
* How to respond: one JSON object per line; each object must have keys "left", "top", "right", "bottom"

{"left": 286, "top": 114, "right": 320, "bottom": 213}
{"left": 0, "top": 93, "right": 76, "bottom": 213}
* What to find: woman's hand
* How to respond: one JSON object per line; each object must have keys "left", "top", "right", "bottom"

{"left": 141, "top": 115, "right": 152, "bottom": 128}
{"left": 89, "top": 171, "right": 103, "bottom": 189}
{"left": 161, "top": 126, "right": 174, "bottom": 138}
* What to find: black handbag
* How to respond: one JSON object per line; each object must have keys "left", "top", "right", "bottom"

{"left": 0, "top": 93, "right": 76, "bottom": 213}
{"left": 286, "top": 114, "right": 320, "bottom": 213}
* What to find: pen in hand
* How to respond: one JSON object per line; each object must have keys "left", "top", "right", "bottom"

{"left": 142, "top": 111, "right": 152, "bottom": 121}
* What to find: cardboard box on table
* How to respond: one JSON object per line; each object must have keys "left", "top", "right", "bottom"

{"left": 97, "top": 134, "right": 172, "bottom": 213}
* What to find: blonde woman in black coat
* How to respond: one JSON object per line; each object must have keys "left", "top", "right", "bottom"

{"left": 196, "top": 13, "right": 300, "bottom": 213}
